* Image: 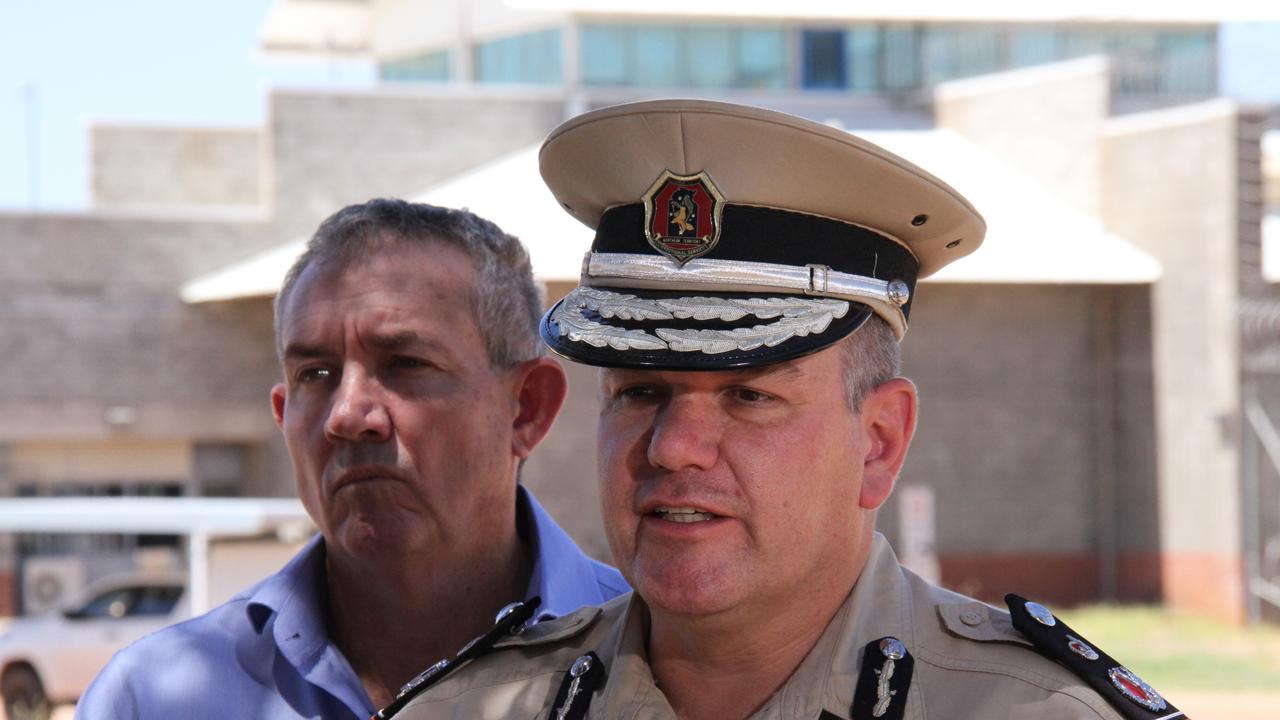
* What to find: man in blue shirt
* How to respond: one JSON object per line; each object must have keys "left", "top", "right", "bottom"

{"left": 79, "top": 200, "right": 628, "bottom": 719}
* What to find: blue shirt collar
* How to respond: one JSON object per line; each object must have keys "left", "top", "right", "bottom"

{"left": 239, "top": 485, "right": 625, "bottom": 714}
{"left": 246, "top": 534, "right": 374, "bottom": 717}
{"left": 517, "top": 484, "right": 619, "bottom": 620}
{"left": 247, "top": 487, "right": 618, "bottom": 625}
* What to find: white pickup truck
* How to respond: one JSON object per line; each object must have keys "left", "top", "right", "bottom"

{"left": 0, "top": 572, "right": 187, "bottom": 720}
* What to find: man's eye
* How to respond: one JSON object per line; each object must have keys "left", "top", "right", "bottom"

{"left": 296, "top": 366, "right": 334, "bottom": 384}
{"left": 618, "top": 385, "right": 659, "bottom": 399}
{"left": 390, "top": 356, "right": 429, "bottom": 369}
{"left": 730, "top": 387, "right": 772, "bottom": 404}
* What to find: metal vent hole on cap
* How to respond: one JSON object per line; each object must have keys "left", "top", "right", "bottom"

{"left": 911, "top": 214, "right": 928, "bottom": 226}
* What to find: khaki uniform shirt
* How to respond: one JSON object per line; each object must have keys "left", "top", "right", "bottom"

{"left": 397, "top": 534, "right": 1128, "bottom": 719}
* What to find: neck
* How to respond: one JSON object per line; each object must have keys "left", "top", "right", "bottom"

{"left": 647, "top": 544, "right": 870, "bottom": 720}
{"left": 324, "top": 528, "right": 532, "bottom": 709}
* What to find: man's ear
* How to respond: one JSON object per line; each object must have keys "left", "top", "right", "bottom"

{"left": 270, "top": 383, "right": 287, "bottom": 430}
{"left": 858, "top": 377, "right": 918, "bottom": 511}
{"left": 509, "top": 357, "right": 569, "bottom": 459}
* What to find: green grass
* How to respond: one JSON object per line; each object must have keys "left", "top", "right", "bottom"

{"left": 1055, "top": 605, "right": 1280, "bottom": 693}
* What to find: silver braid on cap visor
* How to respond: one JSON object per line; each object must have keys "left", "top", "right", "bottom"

{"left": 548, "top": 252, "right": 910, "bottom": 354}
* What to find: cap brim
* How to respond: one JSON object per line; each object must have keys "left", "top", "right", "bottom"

{"left": 540, "top": 286, "right": 873, "bottom": 370}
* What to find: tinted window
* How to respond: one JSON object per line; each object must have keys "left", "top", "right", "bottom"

{"left": 802, "top": 30, "right": 846, "bottom": 89}
{"left": 130, "top": 585, "right": 183, "bottom": 616}
{"left": 78, "top": 588, "right": 135, "bottom": 619}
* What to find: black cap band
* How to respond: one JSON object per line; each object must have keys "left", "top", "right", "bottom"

{"left": 594, "top": 203, "right": 920, "bottom": 319}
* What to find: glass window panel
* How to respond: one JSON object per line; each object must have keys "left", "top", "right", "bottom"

{"left": 474, "top": 29, "right": 562, "bottom": 85}
{"left": 926, "top": 26, "right": 1002, "bottom": 82}
{"left": 1063, "top": 28, "right": 1105, "bottom": 58}
{"left": 379, "top": 50, "right": 449, "bottom": 83}
{"left": 802, "top": 29, "right": 847, "bottom": 89}
{"left": 687, "top": 27, "right": 735, "bottom": 87}
{"left": 1010, "top": 27, "right": 1059, "bottom": 67}
{"left": 921, "top": 26, "right": 956, "bottom": 84}
{"left": 739, "top": 28, "right": 787, "bottom": 88}
{"left": 580, "top": 23, "right": 787, "bottom": 90}
{"left": 130, "top": 586, "right": 183, "bottom": 616}
{"left": 582, "top": 25, "right": 630, "bottom": 85}
{"left": 881, "top": 24, "right": 919, "bottom": 90}
{"left": 634, "top": 26, "right": 683, "bottom": 86}
{"left": 1158, "top": 30, "right": 1215, "bottom": 95}
{"left": 77, "top": 587, "right": 135, "bottom": 619}
{"left": 529, "top": 27, "right": 563, "bottom": 84}
{"left": 846, "top": 26, "right": 882, "bottom": 93}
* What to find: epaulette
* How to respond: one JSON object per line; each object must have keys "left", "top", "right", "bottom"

{"left": 371, "top": 596, "right": 541, "bottom": 720}
{"left": 1005, "top": 594, "right": 1186, "bottom": 720}
{"left": 546, "top": 651, "right": 607, "bottom": 720}
{"left": 850, "top": 636, "right": 914, "bottom": 720}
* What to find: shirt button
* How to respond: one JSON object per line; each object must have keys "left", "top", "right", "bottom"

{"left": 960, "top": 610, "right": 983, "bottom": 626}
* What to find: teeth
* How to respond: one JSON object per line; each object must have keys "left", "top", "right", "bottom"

{"left": 654, "top": 506, "right": 717, "bottom": 523}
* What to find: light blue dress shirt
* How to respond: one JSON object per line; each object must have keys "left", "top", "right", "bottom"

{"left": 77, "top": 487, "right": 628, "bottom": 719}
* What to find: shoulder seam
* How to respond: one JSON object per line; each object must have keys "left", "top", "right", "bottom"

{"left": 915, "top": 648, "right": 1119, "bottom": 719}
{"left": 414, "top": 664, "right": 565, "bottom": 703}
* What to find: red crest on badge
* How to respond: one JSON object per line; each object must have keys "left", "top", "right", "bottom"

{"left": 642, "top": 170, "right": 725, "bottom": 265}
{"left": 1108, "top": 667, "right": 1166, "bottom": 712}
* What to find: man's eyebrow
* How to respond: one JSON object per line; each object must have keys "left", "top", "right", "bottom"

{"left": 282, "top": 343, "right": 330, "bottom": 362}
{"left": 370, "top": 330, "right": 435, "bottom": 352}
{"left": 728, "top": 362, "right": 803, "bottom": 381}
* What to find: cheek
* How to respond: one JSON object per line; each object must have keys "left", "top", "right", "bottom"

{"left": 597, "top": 416, "right": 645, "bottom": 537}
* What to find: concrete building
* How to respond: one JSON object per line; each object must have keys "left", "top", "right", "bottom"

{"left": 2, "top": 1, "right": 1275, "bottom": 626}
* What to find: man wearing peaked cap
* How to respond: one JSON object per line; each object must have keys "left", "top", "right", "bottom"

{"left": 386, "top": 100, "right": 1183, "bottom": 720}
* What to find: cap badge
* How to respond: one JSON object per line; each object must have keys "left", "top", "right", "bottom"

{"left": 1108, "top": 666, "right": 1167, "bottom": 711}
{"left": 642, "top": 170, "right": 725, "bottom": 266}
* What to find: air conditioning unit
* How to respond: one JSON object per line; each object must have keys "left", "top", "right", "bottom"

{"left": 22, "top": 556, "right": 87, "bottom": 614}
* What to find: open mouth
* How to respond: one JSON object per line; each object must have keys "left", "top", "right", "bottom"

{"left": 651, "top": 507, "right": 719, "bottom": 523}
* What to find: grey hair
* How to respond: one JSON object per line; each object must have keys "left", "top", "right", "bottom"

{"left": 273, "top": 198, "right": 544, "bottom": 369}
{"left": 838, "top": 315, "right": 901, "bottom": 411}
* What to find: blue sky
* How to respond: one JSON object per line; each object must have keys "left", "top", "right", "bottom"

{"left": 2, "top": 5, "right": 1278, "bottom": 211}
{"left": 0, "top": 0, "right": 371, "bottom": 210}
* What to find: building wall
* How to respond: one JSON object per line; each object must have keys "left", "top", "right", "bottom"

{"left": 1101, "top": 100, "right": 1245, "bottom": 621}
{"left": 0, "top": 213, "right": 294, "bottom": 612}
{"left": 268, "top": 89, "right": 566, "bottom": 238}
{"left": 0, "top": 213, "right": 280, "bottom": 449}
{"left": 91, "top": 126, "right": 264, "bottom": 211}
{"left": 934, "top": 56, "right": 1108, "bottom": 217}
{"left": 882, "top": 283, "right": 1157, "bottom": 605}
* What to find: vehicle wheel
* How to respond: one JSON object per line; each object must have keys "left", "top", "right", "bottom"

{"left": 0, "top": 666, "right": 51, "bottom": 720}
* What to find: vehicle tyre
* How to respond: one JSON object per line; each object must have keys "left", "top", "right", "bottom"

{"left": 0, "top": 666, "right": 51, "bottom": 720}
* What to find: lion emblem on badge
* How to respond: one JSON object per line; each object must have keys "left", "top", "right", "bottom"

{"left": 642, "top": 170, "right": 725, "bottom": 265}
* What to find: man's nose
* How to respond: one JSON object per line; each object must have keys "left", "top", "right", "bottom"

{"left": 324, "top": 367, "right": 392, "bottom": 442}
{"left": 646, "top": 396, "right": 721, "bottom": 472}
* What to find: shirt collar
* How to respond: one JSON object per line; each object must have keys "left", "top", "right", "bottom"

{"left": 589, "top": 533, "right": 910, "bottom": 720}
{"left": 245, "top": 533, "right": 326, "bottom": 637}
{"left": 518, "top": 484, "right": 619, "bottom": 620}
{"left": 797, "top": 532, "right": 912, "bottom": 720}
{"left": 243, "top": 534, "right": 375, "bottom": 716}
